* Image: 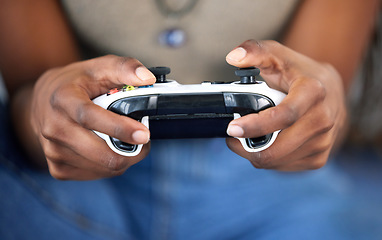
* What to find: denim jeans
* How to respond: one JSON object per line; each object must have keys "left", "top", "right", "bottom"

{"left": 1, "top": 101, "right": 382, "bottom": 240}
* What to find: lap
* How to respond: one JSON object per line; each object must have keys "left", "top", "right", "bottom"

{"left": 1, "top": 100, "right": 382, "bottom": 240}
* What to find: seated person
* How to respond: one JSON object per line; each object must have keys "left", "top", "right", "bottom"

{"left": 0, "top": 0, "right": 381, "bottom": 239}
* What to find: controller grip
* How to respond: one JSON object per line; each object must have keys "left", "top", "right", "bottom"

{"left": 233, "top": 113, "right": 279, "bottom": 152}
{"left": 93, "top": 116, "right": 149, "bottom": 156}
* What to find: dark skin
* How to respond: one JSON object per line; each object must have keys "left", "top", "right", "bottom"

{"left": 0, "top": 0, "right": 380, "bottom": 180}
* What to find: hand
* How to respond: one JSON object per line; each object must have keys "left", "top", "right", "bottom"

{"left": 30, "top": 55, "right": 156, "bottom": 180}
{"left": 225, "top": 40, "right": 347, "bottom": 171}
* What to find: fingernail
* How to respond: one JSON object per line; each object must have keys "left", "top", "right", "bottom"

{"left": 135, "top": 67, "right": 155, "bottom": 82}
{"left": 227, "top": 124, "right": 244, "bottom": 137}
{"left": 132, "top": 130, "right": 150, "bottom": 144}
{"left": 226, "top": 47, "right": 247, "bottom": 62}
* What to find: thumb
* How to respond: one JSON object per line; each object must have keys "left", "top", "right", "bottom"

{"left": 226, "top": 40, "right": 286, "bottom": 70}
{"left": 226, "top": 40, "right": 305, "bottom": 91}
{"left": 83, "top": 55, "right": 156, "bottom": 97}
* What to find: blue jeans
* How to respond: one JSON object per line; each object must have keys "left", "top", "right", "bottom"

{"left": 1, "top": 101, "right": 382, "bottom": 240}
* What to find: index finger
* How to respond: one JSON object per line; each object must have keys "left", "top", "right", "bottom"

{"left": 52, "top": 85, "right": 150, "bottom": 145}
{"left": 227, "top": 75, "right": 326, "bottom": 138}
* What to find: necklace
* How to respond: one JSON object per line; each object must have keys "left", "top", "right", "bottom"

{"left": 155, "top": 0, "right": 199, "bottom": 48}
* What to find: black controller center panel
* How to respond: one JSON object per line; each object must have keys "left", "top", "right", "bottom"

{"left": 107, "top": 92, "right": 274, "bottom": 150}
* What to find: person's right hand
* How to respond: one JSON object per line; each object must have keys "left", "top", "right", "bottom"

{"left": 225, "top": 40, "right": 347, "bottom": 171}
{"left": 30, "top": 55, "right": 156, "bottom": 180}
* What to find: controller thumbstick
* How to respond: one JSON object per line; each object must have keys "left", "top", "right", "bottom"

{"left": 148, "top": 66, "right": 171, "bottom": 83}
{"left": 235, "top": 67, "right": 260, "bottom": 84}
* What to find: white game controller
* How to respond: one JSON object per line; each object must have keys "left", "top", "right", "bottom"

{"left": 92, "top": 67, "right": 286, "bottom": 156}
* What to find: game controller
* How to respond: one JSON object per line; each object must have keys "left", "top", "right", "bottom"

{"left": 92, "top": 67, "right": 286, "bottom": 156}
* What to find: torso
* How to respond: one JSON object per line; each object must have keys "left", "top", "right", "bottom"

{"left": 62, "top": 0, "right": 300, "bottom": 83}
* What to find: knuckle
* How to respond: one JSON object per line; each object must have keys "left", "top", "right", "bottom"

{"left": 312, "top": 143, "right": 331, "bottom": 157}
{"left": 42, "top": 145, "right": 61, "bottom": 163}
{"left": 308, "top": 158, "right": 327, "bottom": 170}
{"left": 314, "top": 108, "right": 335, "bottom": 134}
{"left": 72, "top": 74, "right": 91, "bottom": 86}
{"left": 118, "top": 56, "right": 135, "bottom": 64}
{"left": 241, "top": 39, "right": 266, "bottom": 54}
{"left": 312, "top": 136, "right": 333, "bottom": 154}
{"left": 50, "top": 87, "right": 66, "bottom": 109}
{"left": 51, "top": 173, "right": 69, "bottom": 181}
{"left": 51, "top": 172, "right": 69, "bottom": 180}
{"left": 95, "top": 54, "right": 140, "bottom": 73}
{"left": 108, "top": 169, "right": 126, "bottom": 177}
{"left": 262, "top": 40, "right": 281, "bottom": 49}
{"left": 100, "top": 54, "right": 119, "bottom": 62}
{"left": 283, "top": 108, "right": 298, "bottom": 127}
{"left": 311, "top": 79, "right": 327, "bottom": 102}
{"left": 48, "top": 163, "right": 70, "bottom": 181}
{"left": 269, "top": 105, "right": 298, "bottom": 128}
{"left": 41, "top": 122, "right": 60, "bottom": 141}
{"left": 249, "top": 150, "right": 275, "bottom": 169}
{"left": 243, "top": 39, "right": 280, "bottom": 53}
{"left": 243, "top": 113, "right": 266, "bottom": 136}
{"left": 50, "top": 83, "right": 79, "bottom": 108}
{"left": 112, "top": 56, "right": 143, "bottom": 83}
{"left": 75, "top": 102, "right": 93, "bottom": 128}
{"left": 112, "top": 123, "right": 128, "bottom": 139}
{"left": 102, "top": 154, "right": 129, "bottom": 172}
{"left": 244, "top": 39, "right": 261, "bottom": 47}
{"left": 321, "top": 62, "right": 339, "bottom": 77}
{"left": 321, "top": 116, "right": 335, "bottom": 134}
{"left": 38, "top": 68, "right": 58, "bottom": 86}
{"left": 303, "top": 147, "right": 331, "bottom": 170}
{"left": 114, "top": 56, "right": 140, "bottom": 70}
{"left": 104, "top": 54, "right": 117, "bottom": 59}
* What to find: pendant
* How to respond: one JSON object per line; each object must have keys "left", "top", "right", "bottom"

{"left": 158, "top": 27, "right": 187, "bottom": 48}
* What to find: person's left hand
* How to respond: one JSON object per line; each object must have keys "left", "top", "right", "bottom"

{"left": 225, "top": 40, "right": 347, "bottom": 171}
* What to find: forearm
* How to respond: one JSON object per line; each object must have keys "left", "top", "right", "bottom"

{"left": 0, "top": 0, "right": 81, "bottom": 167}
{"left": 282, "top": 0, "right": 380, "bottom": 93}
{"left": 0, "top": 0, "right": 81, "bottom": 96}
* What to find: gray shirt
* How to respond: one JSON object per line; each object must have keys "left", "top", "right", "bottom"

{"left": 62, "top": 0, "right": 300, "bottom": 83}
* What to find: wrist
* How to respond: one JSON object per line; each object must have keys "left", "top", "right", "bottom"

{"left": 10, "top": 84, "right": 47, "bottom": 169}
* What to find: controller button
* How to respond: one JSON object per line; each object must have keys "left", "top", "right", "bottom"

{"left": 122, "top": 85, "right": 135, "bottom": 91}
{"left": 138, "top": 85, "right": 154, "bottom": 88}
{"left": 107, "top": 88, "right": 119, "bottom": 95}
